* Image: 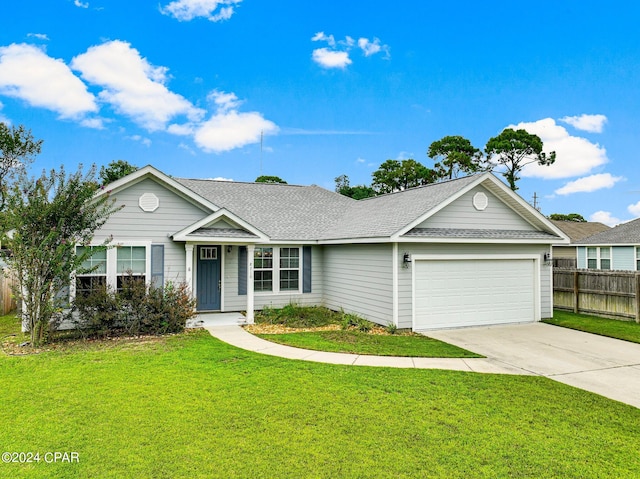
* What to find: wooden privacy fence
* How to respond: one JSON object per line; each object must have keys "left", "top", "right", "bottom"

{"left": 0, "top": 272, "right": 16, "bottom": 315}
{"left": 553, "top": 269, "right": 640, "bottom": 322}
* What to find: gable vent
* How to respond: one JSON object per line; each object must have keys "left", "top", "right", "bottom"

{"left": 473, "top": 192, "right": 488, "bottom": 211}
{"left": 139, "top": 193, "right": 159, "bottom": 212}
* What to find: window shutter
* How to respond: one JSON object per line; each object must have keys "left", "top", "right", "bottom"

{"left": 238, "top": 246, "right": 247, "bottom": 295}
{"left": 303, "top": 246, "right": 312, "bottom": 293}
{"left": 151, "top": 244, "right": 164, "bottom": 287}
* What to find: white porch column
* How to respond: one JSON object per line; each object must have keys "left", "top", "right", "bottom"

{"left": 185, "top": 243, "right": 194, "bottom": 295}
{"left": 246, "top": 244, "right": 255, "bottom": 324}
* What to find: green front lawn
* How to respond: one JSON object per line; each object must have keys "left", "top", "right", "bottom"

{"left": 255, "top": 329, "right": 482, "bottom": 357}
{"left": 1, "top": 327, "right": 640, "bottom": 478}
{"left": 544, "top": 310, "right": 640, "bottom": 344}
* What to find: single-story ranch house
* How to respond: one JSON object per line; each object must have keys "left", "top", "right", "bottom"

{"left": 81, "top": 165, "right": 568, "bottom": 331}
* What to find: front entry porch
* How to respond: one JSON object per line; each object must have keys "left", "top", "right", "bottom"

{"left": 186, "top": 312, "right": 247, "bottom": 328}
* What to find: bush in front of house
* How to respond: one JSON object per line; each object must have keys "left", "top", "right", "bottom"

{"left": 70, "top": 276, "right": 196, "bottom": 338}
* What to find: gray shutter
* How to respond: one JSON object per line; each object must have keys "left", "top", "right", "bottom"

{"left": 238, "top": 246, "right": 247, "bottom": 295}
{"left": 303, "top": 246, "right": 312, "bottom": 293}
{"left": 151, "top": 244, "right": 164, "bottom": 288}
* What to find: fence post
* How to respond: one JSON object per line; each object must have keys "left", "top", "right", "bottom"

{"left": 573, "top": 270, "right": 579, "bottom": 314}
{"left": 635, "top": 274, "right": 640, "bottom": 323}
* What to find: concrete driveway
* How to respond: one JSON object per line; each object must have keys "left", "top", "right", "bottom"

{"left": 427, "top": 322, "right": 640, "bottom": 409}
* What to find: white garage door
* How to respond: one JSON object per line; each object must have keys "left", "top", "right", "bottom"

{"left": 414, "top": 258, "right": 536, "bottom": 330}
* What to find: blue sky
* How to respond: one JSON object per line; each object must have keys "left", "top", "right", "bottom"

{"left": 1, "top": 0, "right": 639, "bottom": 226}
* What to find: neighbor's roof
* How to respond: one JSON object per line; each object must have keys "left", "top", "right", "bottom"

{"left": 576, "top": 217, "right": 640, "bottom": 245}
{"left": 549, "top": 220, "right": 610, "bottom": 243}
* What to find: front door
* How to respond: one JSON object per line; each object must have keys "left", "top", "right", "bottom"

{"left": 196, "top": 245, "right": 221, "bottom": 311}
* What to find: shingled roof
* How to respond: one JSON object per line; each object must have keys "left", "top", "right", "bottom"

{"left": 576, "top": 217, "right": 640, "bottom": 245}
{"left": 550, "top": 220, "right": 610, "bottom": 243}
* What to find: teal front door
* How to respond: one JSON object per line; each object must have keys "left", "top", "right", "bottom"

{"left": 196, "top": 245, "right": 221, "bottom": 311}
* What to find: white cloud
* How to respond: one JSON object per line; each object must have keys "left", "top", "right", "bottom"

{"left": 311, "top": 32, "right": 336, "bottom": 47}
{"left": 71, "top": 40, "right": 203, "bottom": 131}
{"left": 208, "top": 176, "right": 233, "bottom": 181}
{"left": 560, "top": 114, "right": 607, "bottom": 133}
{"left": 74, "top": 0, "right": 89, "bottom": 8}
{"left": 0, "top": 43, "right": 98, "bottom": 119}
{"left": 554, "top": 173, "right": 623, "bottom": 195}
{"left": 628, "top": 201, "right": 640, "bottom": 218}
{"left": 356, "top": 158, "right": 365, "bottom": 164}
{"left": 194, "top": 109, "right": 278, "bottom": 153}
{"left": 311, "top": 32, "right": 388, "bottom": 69}
{"left": 508, "top": 118, "right": 608, "bottom": 179}
{"left": 127, "top": 134, "right": 152, "bottom": 147}
{"left": 589, "top": 211, "right": 622, "bottom": 227}
{"left": 27, "top": 33, "right": 49, "bottom": 41}
{"left": 358, "top": 37, "right": 390, "bottom": 58}
{"left": 80, "top": 117, "right": 105, "bottom": 129}
{"left": 312, "top": 48, "right": 352, "bottom": 69}
{"left": 208, "top": 89, "right": 241, "bottom": 112}
{"left": 160, "top": 0, "right": 241, "bottom": 22}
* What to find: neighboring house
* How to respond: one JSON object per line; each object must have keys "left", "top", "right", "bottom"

{"left": 550, "top": 220, "right": 610, "bottom": 263}
{"left": 574, "top": 217, "right": 640, "bottom": 271}
{"left": 82, "top": 166, "right": 568, "bottom": 331}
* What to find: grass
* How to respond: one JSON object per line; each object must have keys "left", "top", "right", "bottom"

{"left": 255, "top": 329, "right": 482, "bottom": 357}
{"left": 254, "top": 304, "right": 480, "bottom": 357}
{"left": 544, "top": 310, "right": 640, "bottom": 344}
{"left": 1, "top": 324, "right": 640, "bottom": 478}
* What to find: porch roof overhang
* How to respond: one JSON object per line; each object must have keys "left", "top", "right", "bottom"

{"left": 172, "top": 207, "right": 270, "bottom": 244}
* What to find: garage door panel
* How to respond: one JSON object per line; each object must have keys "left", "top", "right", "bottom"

{"left": 414, "top": 259, "right": 535, "bottom": 330}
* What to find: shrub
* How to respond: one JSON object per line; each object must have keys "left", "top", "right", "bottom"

{"left": 340, "top": 311, "right": 374, "bottom": 332}
{"left": 70, "top": 275, "right": 196, "bottom": 338}
{"left": 255, "top": 304, "right": 338, "bottom": 328}
{"left": 385, "top": 323, "right": 398, "bottom": 335}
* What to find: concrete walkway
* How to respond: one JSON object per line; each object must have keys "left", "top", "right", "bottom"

{"left": 205, "top": 322, "right": 640, "bottom": 409}
{"left": 204, "top": 325, "right": 532, "bottom": 374}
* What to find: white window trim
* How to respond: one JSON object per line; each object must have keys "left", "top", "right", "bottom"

{"left": 586, "top": 246, "right": 612, "bottom": 270}
{"left": 254, "top": 245, "right": 302, "bottom": 295}
{"left": 73, "top": 241, "right": 152, "bottom": 299}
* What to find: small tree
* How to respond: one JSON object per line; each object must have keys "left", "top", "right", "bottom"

{"left": 99, "top": 160, "right": 138, "bottom": 186}
{"left": 2, "top": 166, "right": 121, "bottom": 346}
{"left": 549, "top": 213, "right": 586, "bottom": 222}
{"left": 334, "top": 174, "right": 376, "bottom": 200}
{"left": 485, "top": 128, "right": 556, "bottom": 191}
{"left": 372, "top": 159, "right": 436, "bottom": 194}
{"left": 0, "top": 123, "right": 42, "bottom": 209}
{"left": 427, "top": 135, "right": 484, "bottom": 180}
{"left": 255, "top": 175, "right": 287, "bottom": 184}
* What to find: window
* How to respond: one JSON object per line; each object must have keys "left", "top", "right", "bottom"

{"left": 116, "top": 246, "right": 146, "bottom": 290}
{"left": 76, "top": 246, "right": 107, "bottom": 296}
{"left": 254, "top": 247, "right": 273, "bottom": 292}
{"left": 279, "top": 248, "right": 300, "bottom": 291}
{"left": 587, "top": 247, "right": 597, "bottom": 269}
{"left": 636, "top": 247, "right": 640, "bottom": 271}
{"left": 599, "top": 247, "right": 611, "bottom": 270}
{"left": 587, "top": 246, "right": 611, "bottom": 270}
{"left": 253, "top": 246, "right": 301, "bottom": 293}
{"left": 74, "top": 243, "right": 150, "bottom": 298}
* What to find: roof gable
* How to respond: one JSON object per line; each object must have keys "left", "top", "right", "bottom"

{"left": 172, "top": 208, "right": 269, "bottom": 243}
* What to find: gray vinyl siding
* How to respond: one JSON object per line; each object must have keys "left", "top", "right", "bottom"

{"left": 223, "top": 245, "right": 324, "bottom": 311}
{"left": 612, "top": 246, "right": 635, "bottom": 271}
{"left": 577, "top": 247, "right": 586, "bottom": 269}
{"left": 322, "top": 244, "right": 393, "bottom": 326}
{"left": 93, "top": 178, "right": 209, "bottom": 284}
{"left": 397, "top": 243, "right": 552, "bottom": 328}
{"left": 418, "top": 186, "right": 533, "bottom": 230}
